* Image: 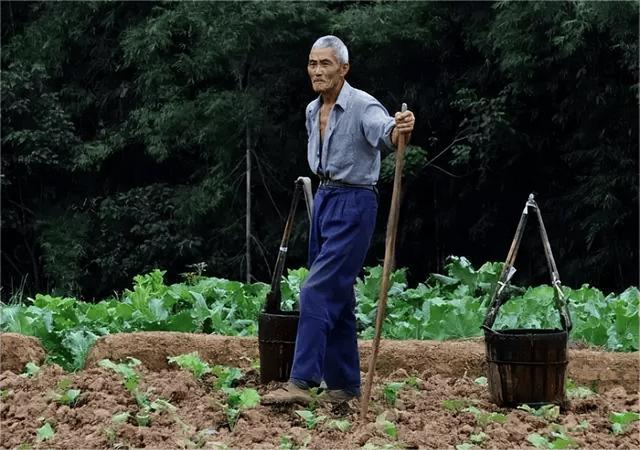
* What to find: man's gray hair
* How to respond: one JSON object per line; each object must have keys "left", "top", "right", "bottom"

{"left": 311, "top": 35, "right": 349, "bottom": 64}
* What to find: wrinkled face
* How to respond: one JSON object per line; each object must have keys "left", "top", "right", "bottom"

{"left": 307, "top": 47, "right": 349, "bottom": 94}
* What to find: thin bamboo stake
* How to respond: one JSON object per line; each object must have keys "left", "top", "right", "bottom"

{"left": 360, "top": 103, "right": 408, "bottom": 420}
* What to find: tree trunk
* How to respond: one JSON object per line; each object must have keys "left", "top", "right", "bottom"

{"left": 246, "top": 123, "right": 252, "bottom": 283}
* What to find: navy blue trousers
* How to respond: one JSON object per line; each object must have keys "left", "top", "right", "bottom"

{"left": 290, "top": 185, "right": 377, "bottom": 392}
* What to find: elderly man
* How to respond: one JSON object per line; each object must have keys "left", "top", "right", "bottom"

{"left": 263, "top": 35, "right": 415, "bottom": 405}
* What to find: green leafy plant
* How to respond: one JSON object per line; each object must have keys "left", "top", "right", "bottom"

{"left": 404, "top": 375, "right": 422, "bottom": 389}
{"left": 295, "top": 409, "right": 326, "bottom": 430}
{"left": 455, "top": 444, "right": 473, "bottom": 450}
{"left": 212, "top": 365, "right": 244, "bottom": 389}
{"left": 279, "top": 435, "right": 295, "bottom": 450}
{"left": 570, "top": 420, "right": 589, "bottom": 432}
{"left": 50, "top": 378, "right": 81, "bottom": 406}
{"left": 527, "top": 428, "right": 578, "bottom": 449}
{"left": 382, "top": 382, "right": 405, "bottom": 406}
{"left": 463, "top": 406, "right": 507, "bottom": 428}
{"left": 104, "top": 411, "right": 131, "bottom": 446}
{"left": 327, "top": 419, "right": 351, "bottom": 432}
{"left": 361, "top": 443, "right": 406, "bottom": 450}
{"left": 517, "top": 404, "right": 560, "bottom": 421}
{"left": 112, "top": 411, "right": 130, "bottom": 424}
{"left": 36, "top": 422, "right": 55, "bottom": 441}
{"left": 168, "top": 352, "right": 212, "bottom": 379}
{"left": 0, "top": 389, "right": 11, "bottom": 400}
{"left": 21, "top": 362, "right": 40, "bottom": 378}
{"left": 375, "top": 412, "right": 398, "bottom": 439}
{"left": 609, "top": 411, "right": 640, "bottom": 435}
{"left": 565, "top": 379, "right": 595, "bottom": 399}
{"left": 442, "top": 398, "right": 473, "bottom": 412}
{"left": 222, "top": 387, "right": 260, "bottom": 429}
{"left": 279, "top": 434, "right": 312, "bottom": 450}
{"left": 98, "top": 357, "right": 141, "bottom": 392}
{"left": 473, "top": 377, "right": 487, "bottom": 386}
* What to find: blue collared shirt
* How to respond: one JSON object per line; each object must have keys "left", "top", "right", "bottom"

{"left": 305, "top": 81, "right": 395, "bottom": 185}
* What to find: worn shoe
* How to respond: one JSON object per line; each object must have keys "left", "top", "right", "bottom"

{"left": 261, "top": 382, "right": 313, "bottom": 405}
{"left": 320, "top": 389, "right": 359, "bottom": 404}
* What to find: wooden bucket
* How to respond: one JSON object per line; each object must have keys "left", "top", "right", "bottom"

{"left": 484, "top": 328, "right": 568, "bottom": 407}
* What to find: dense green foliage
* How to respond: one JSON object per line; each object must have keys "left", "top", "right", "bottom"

{"left": 1, "top": 2, "right": 638, "bottom": 300}
{"left": 1, "top": 257, "right": 637, "bottom": 371}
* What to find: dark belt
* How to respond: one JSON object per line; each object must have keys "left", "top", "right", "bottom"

{"left": 319, "top": 178, "right": 378, "bottom": 194}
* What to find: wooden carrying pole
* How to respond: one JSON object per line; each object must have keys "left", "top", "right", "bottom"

{"left": 360, "top": 103, "right": 408, "bottom": 419}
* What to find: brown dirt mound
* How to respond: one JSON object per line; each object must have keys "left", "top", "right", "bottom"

{"left": 1, "top": 357, "right": 638, "bottom": 449}
{"left": 84, "top": 333, "right": 639, "bottom": 392}
{"left": 0, "top": 333, "right": 46, "bottom": 373}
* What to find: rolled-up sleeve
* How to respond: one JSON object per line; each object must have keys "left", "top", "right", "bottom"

{"left": 362, "top": 102, "right": 395, "bottom": 152}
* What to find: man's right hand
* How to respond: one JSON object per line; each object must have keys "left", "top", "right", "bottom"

{"left": 391, "top": 109, "right": 415, "bottom": 146}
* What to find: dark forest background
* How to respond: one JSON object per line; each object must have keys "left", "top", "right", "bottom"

{"left": 2, "top": 1, "right": 638, "bottom": 301}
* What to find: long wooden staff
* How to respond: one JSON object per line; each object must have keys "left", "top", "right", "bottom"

{"left": 360, "top": 103, "right": 408, "bottom": 419}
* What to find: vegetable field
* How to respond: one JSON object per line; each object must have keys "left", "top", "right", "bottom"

{"left": 1, "top": 257, "right": 638, "bottom": 449}
{"left": 1, "top": 258, "right": 638, "bottom": 372}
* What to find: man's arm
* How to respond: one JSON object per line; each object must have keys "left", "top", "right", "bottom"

{"left": 362, "top": 102, "right": 415, "bottom": 151}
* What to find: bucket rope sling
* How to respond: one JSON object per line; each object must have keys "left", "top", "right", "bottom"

{"left": 259, "top": 177, "right": 313, "bottom": 384}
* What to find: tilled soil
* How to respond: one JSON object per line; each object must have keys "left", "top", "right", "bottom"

{"left": 1, "top": 332, "right": 638, "bottom": 449}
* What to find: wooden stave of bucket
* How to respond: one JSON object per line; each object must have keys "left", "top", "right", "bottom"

{"left": 484, "top": 328, "right": 568, "bottom": 408}
{"left": 258, "top": 311, "right": 299, "bottom": 384}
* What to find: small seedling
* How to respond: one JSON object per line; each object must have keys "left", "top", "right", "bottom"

{"left": 327, "top": 419, "right": 351, "bottom": 432}
{"left": 382, "top": 382, "right": 405, "bottom": 406}
{"left": 51, "top": 379, "right": 82, "bottom": 406}
{"left": 463, "top": 406, "right": 507, "bottom": 428}
{"left": 469, "top": 431, "right": 487, "bottom": 444}
{"left": 404, "top": 375, "right": 422, "bottom": 389}
{"left": 222, "top": 387, "right": 260, "bottom": 429}
{"left": 0, "top": 389, "right": 11, "bottom": 400}
{"left": 375, "top": 412, "right": 398, "bottom": 439}
{"left": 279, "top": 435, "right": 295, "bottom": 450}
{"left": 455, "top": 444, "right": 473, "bottom": 450}
{"left": 527, "top": 427, "right": 578, "bottom": 449}
{"left": 212, "top": 365, "right": 244, "bottom": 389}
{"left": 473, "top": 376, "right": 488, "bottom": 386}
{"left": 570, "top": 420, "right": 589, "bottom": 432}
{"left": 136, "top": 412, "right": 151, "bottom": 427}
{"left": 21, "top": 362, "right": 40, "bottom": 378}
{"left": 609, "top": 411, "right": 640, "bottom": 435}
{"left": 517, "top": 404, "right": 560, "bottom": 421}
{"left": 112, "top": 411, "right": 130, "bottom": 424}
{"left": 361, "top": 443, "right": 406, "bottom": 450}
{"left": 98, "top": 358, "right": 141, "bottom": 392}
{"left": 295, "top": 409, "right": 326, "bottom": 430}
{"left": 279, "top": 433, "right": 311, "bottom": 450}
{"left": 168, "top": 352, "right": 212, "bottom": 379}
{"left": 36, "top": 422, "right": 55, "bottom": 442}
{"left": 455, "top": 431, "right": 487, "bottom": 450}
{"left": 565, "top": 379, "right": 595, "bottom": 399}
{"left": 442, "top": 398, "right": 473, "bottom": 412}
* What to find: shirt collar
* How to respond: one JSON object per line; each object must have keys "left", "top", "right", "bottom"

{"left": 335, "top": 80, "right": 353, "bottom": 110}
{"left": 314, "top": 80, "right": 353, "bottom": 111}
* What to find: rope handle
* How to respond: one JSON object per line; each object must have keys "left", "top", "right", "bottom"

{"left": 483, "top": 194, "right": 572, "bottom": 331}
{"left": 264, "top": 178, "right": 314, "bottom": 313}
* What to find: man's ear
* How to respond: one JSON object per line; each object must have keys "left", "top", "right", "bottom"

{"left": 341, "top": 63, "right": 350, "bottom": 77}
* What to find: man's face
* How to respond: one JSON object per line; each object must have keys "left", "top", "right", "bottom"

{"left": 307, "top": 47, "right": 349, "bottom": 94}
